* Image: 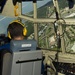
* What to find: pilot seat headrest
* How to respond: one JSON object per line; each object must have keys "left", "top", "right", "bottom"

{"left": 10, "top": 39, "right": 37, "bottom": 52}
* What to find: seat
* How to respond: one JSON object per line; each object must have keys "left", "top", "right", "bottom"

{"left": 1, "top": 39, "right": 42, "bottom": 75}
{"left": 10, "top": 50, "right": 42, "bottom": 75}
{"left": 0, "top": 50, "right": 12, "bottom": 75}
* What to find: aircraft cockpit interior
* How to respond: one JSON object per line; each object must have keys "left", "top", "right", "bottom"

{"left": 0, "top": 0, "right": 75, "bottom": 75}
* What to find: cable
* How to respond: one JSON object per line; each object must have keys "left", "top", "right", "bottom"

{"left": 53, "top": 19, "right": 65, "bottom": 75}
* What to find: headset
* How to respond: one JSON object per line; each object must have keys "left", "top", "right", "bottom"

{"left": 8, "top": 20, "right": 27, "bottom": 39}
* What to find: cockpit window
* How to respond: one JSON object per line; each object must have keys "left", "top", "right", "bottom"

{"left": 22, "top": 2, "right": 33, "bottom": 17}
{"left": 38, "top": 23, "right": 60, "bottom": 51}
{"left": 0, "top": 15, "right": 16, "bottom": 35}
{"left": 64, "top": 25, "right": 75, "bottom": 53}
{"left": 37, "top": 0, "right": 54, "bottom": 18}
{"left": 58, "top": 0, "right": 75, "bottom": 19}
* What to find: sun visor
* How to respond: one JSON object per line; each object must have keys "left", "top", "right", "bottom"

{"left": 0, "top": 0, "right": 21, "bottom": 17}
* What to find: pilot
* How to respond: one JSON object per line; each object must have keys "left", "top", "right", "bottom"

{"left": 0, "top": 20, "right": 27, "bottom": 73}
{"left": 0, "top": 20, "right": 27, "bottom": 51}
{"left": 7, "top": 20, "right": 27, "bottom": 40}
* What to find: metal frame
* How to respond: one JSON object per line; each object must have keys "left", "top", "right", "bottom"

{"left": 18, "top": 0, "right": 75, "bottom": 63}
